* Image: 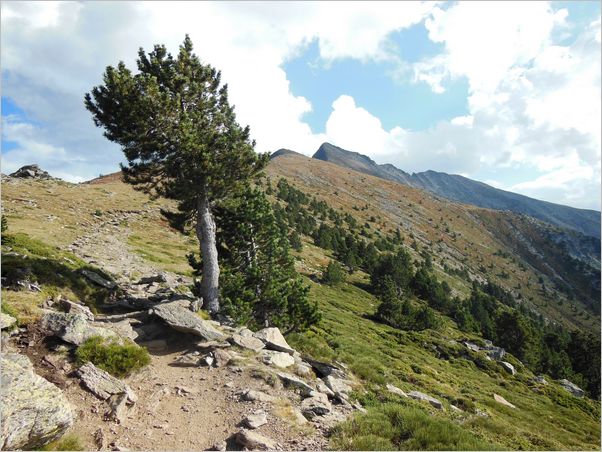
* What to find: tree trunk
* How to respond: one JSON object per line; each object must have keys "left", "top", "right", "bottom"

{"left": 196, "top": 196, "right": 220, "bottom": 314}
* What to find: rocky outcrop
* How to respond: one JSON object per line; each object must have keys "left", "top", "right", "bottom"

{"left": 243, "top": 410, "right": 268, "bottom": 429}
{"left": 261, "top": 350, "right": 295, "bottom": 368}
{"left": 0, "top": 353, "right": 73, "bottom": 450}
{"left": 229, "top": 333, "right": 265, "bottom": 352}
{"left": 40, "top": 310, "right": 117, "bottom": 345}
{"left": 0, "top": 312, "right": 17, "bottom": 330}
{"left": 301, "top": 392, "right": 332, "bottom": 419}
{"left": 235, "top": 429, "right": 277, "bottom": 450}
{"left": 152, "top": 302, "right": 225, "bottom": 340}
{"left": 493, "top": 393, "right": 516, "bottom": 408}
{"left": 9, "top": 164, "right": 53, "bottom": 180}
{"left": 81, "top": 269, "right": 117, "bottom": 289}
{"left": 276, "top": 372, "right": 314, "bottom": 397}
{"left": 408, "top": 391, "right": 444, "bottom": 410}
{"left": 253, "top": 327, "right": 295, "bottom": 355}
{"left": 500, "top": 361, "right": 516, "bottom": 375}
{"left": 386, "top": 383, "right": 407, "bottom": 397}
{"left": 77, "top": 362, "right": 137, "bottom": 403}
{"left": 558, "top": 379, "right": 585, "bottom": 398}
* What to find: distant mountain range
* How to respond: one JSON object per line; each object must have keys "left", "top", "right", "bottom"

{"left": 272, "top": 143, "right": 601, "bottom": 239}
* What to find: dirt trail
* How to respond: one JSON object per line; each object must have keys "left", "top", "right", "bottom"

{"left": 56, "top": 338, "right": 327, "bottom": 451}
{"left": 46, "top": 210, "right": 332, "bottom": 450}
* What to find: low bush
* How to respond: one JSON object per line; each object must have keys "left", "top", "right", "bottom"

{"left": 41, "top": 434, "right": 84, "bottom": 451}
{"left": 76, "top": 336, "right": 150, "bottom": 377}
{"left": 331, "top": 403, "right": 499, "bottom": 450}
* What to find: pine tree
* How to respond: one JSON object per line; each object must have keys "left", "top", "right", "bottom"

{"left": 191, "top": 188, "right": 319, "bottom": 333}
{"left": 85, "top": 36, "right": 267, "bottom": 313}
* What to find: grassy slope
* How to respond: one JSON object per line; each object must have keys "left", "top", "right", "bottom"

{"left": 2, "top": 172, "right": 600, "bottom": 450}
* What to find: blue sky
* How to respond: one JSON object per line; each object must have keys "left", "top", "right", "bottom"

{"left": 1, "top": 1, "right": 600, "bottom": 209}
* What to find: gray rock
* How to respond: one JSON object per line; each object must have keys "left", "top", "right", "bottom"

{"left": 533, "top": 375, "right": 548, "bottom": 385}
{"left": 301, "top": 392, "right": 332, "bottom": 419}
{"left": 60, "top": 298, "right": 94, "bottom": 321}
{"left": 254, "top": 327, "right": 295, "bottom": 355}
{"left": 315, "top": 380, "right": 335, "bottom": 398}
{"left": 485, "top": 346, "right": 505, "bottom": 361}
{"left": 463, "top": 341, "right": 480, "bottom": 352}
{"left": 1, "top": 353, "right": 73, "bottom": 450}
{"left": 211, "top": 349, "right": 232, "bottom": 368}
{"left": 294, "top": 362, "right": 314, "bottom": 379}
{"left": 135, "top": 274, "right": 167, "bottom": 285}
{"left": 558, "top": 379, "right": 585, "bottom": 398}
{"left": 243, "top": 410, "right": 268, "bottom": 429}
{"left": 408, "top": 391, "right": 444, "bottom": 410}
{"left": 81, "top": 269, "right": 116, "bottom": 289}
{"left": 104, "top": 393, "right": 128, "bottom": 424}
{"left": 493, "top": 393, "right": 516, "bottom": 408}
{"left": 235, "top": 429, "right": 277, "bottom": 450}
{"left": 241, "top": 389, "right": 275, "bottom": 403}
{"left": 40, "top": 311, "right": 117, "bottom": 346}
{"left": 99, "top": 319, "right": 139, "bottom": 341}
{"left": 276, "top": 372, "right": 314, "bottom": 397}
{"left": 173, "top": 352, "right": 201, "bottom": 367}
{"left": 0, "top": 312, "right": 17, "bottom": 330}
{"left": 261, "top": 350, "right": 295, "bottom": 368}
{"left": 77, "top": 362, "right": 137, "bottom": 403}
{"left": 9, "top": 164, "right": 53, "bottom": 180}
{"left": 386, "top": 383, "right": 408, "bottom": 397}
{"left": 208, "top": 441, "right": 227, "bottom": 451}
{"left": 152, "top": 302, "right": 225, "bottom": 340}
{"left": 195, "top": 340, "right": 232, "bottom": 350}
{"left": 324, "top": 375, "right": 352, "bottom": 399}
{"left": 305, "top": 358, "right": 347, "bottom": 379}
{"left": 500, "top": 361, "right": 515, "bottom": 375}
{"left": 230, "top": 333, "right": 265, "bottom": 352}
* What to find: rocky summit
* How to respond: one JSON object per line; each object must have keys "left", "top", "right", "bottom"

{"left": 8, "top": 164, "right": 54, "bottom": 180}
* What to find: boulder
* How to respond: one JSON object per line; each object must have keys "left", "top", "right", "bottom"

{"left": 76, "top": 362, "right": 137, "bottom": 403}
{"left": 386, "top": 383, "right": 408, "bottom": 397}
{"left": 324, "top": 375, "right": 352, "bottom": 399}
{"left": 485, "top": 346, "right": 505, "bottom": 361}
{"left": 99, "top": 319, "right": 139, "bottom": 341}
{"left": 9, "top": 164, "right": 53, "bottom": 180}
{"left": 80, "top": 269, "right": 116, "bottom": 289}
{"left": 500, "top": 361, "right": 515, "bottom": 375}
{"left": 1, "top": 353, "right": 73, "bottom": 450}
{"left": 558, "top": 379, "right": 584, "bottom": 398}
{"left": 300, "top": 392, "right": 332, "bottom": 419}
{"left": 261, "top": 350, "right": 295, "bottom": 368}
{"left": 104, "top": 393, "right": 128, "bottom": 424}
{"left": 195, "top": 340, "right": 231, "bottom": 350}
{"left": 305, "top": 358, "right": 347, "bottom": 379}
{"left": 229, "top": 333, "right": 265, "bottom": 352}
{"left": 533, "top": 375, "right": 548, "bottom": 385}
{"left": 276, "top": 372, "right": 314, "bottom": 397}
{"left": 408, "top": 391, "right": 444, "bottom": 410}
{"left": 135, "top": 274, "right": 167, "bottom": 285}
{"left": 235, "top": 429, "right": 277, "bottom": 451}
{"left": 173, "top": 352, "right": 201, "bottom": 367}
{"left": 241, "top": 390, "right": 275, "bottom": 403}
{"left": 294, "top": 362, "right": 314, "bottom": 379}
{"left": 212, "top": 349, "right": 232, "bottom": 368}
{"left": 40, "top": 311, "right": 117, "bottom": 345}
{"left": 243, "top": 410, "right": 268, "bottom": 429}
{"left": 493, "top": 393, "right": 516, "bottom": 409}
{"left": 253, "top": 327, "right": 295, "bottom": 355}
{"left": 0, "top": 312, "right": 17, "bottom": 330}
{"left": 315, "top": 380, "right": 335, "bottom": 398}
{"left": 60, "top": 298, "right": 94, "bottom": 321}
{"left": 152, "top": 302, "right": 225, "bottom": 340}
{"left": 463, "top": 341, "right": 480, "bottom": 352}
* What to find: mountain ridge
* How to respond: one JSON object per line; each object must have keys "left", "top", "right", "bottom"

{"left": 308, "top": 142, "right": 600, "bottom": 239}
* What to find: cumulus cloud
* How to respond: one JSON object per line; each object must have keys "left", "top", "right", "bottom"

{"left": 1, "top": 1, "right": 599, "bottom": 210}
{"left": 1, "top": 1, "right": 433, "bottom": 179}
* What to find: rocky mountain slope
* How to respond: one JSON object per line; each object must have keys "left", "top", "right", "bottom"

{"left": 311, "top": 142, "right": 601, "bottom": 239}
{"left": 1, "top": 166, "right": 600, "bottom": 451}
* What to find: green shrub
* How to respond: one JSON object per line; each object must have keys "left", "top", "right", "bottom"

{"left": 76, "top": 336, "right": 150, "bottom": 377}
{"left": 41, "top": 434, "right": 84, "bottom": 451}
{"left": 331, "top": 403, "right": 499, "bottom": 450}
{"left": 322, "top": 260, "right": 346, "bottom": 286}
